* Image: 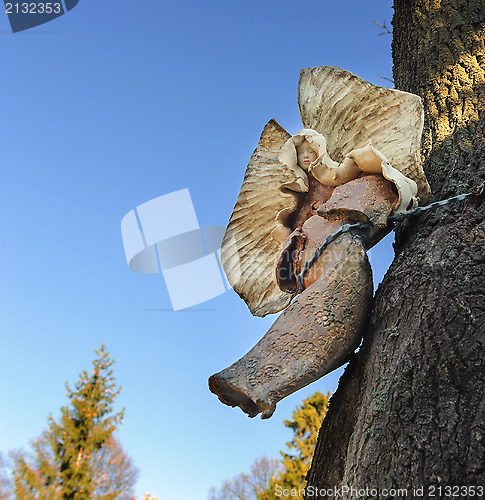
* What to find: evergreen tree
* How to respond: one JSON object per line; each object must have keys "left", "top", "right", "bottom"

{"left": 258, "top": 392, "right": 330, "bottom": 499}
{"left": 12, "top": 346, "right": 137, "bottom": 499}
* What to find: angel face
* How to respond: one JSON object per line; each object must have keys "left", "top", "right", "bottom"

{"left": 296, "top": 140, "right": 318, "bottom": 171}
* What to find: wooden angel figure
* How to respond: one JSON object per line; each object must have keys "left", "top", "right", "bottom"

{"left": 209, "top": 66, "right": 430, "bottom": 419}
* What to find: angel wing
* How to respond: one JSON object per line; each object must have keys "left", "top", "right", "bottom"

{"left": 221, "top": 119, "right": 308, "bottom": 317}
{"left": 298, "top": 66, "right": 430, "bottom": 204}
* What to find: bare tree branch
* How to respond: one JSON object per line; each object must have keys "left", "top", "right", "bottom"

{"left": 374, "top": 20, "right": 393, "bottom": 35}
{"left": 378, "top": 74, "right": 394, "bottom": 85}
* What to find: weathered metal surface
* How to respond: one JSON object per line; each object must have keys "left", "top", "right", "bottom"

{"left": 209, "top": 233, "right": 373, "bottom": 419}
{"left": 277, "top": 175, "right": 397, "bottom": 292}
{"left": 318, "top": 175, "right": 397, "bottom": 228}
{"left": 279, "top": 216, "right": 346, "bottom": 291}
{"left": 209, "top": 175, "right": 399, "bottom": 418}
{"left": 293, "top": 172, "right": 335, "bottom": 228}
{"left": 317, "top": 174, "right": 398, "bottom": 249}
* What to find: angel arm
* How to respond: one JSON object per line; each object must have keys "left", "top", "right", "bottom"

{"left": 345, "top": 143, "right": 419, "bottom": 212}
{"left": 309, "top": 156, "right": 360, "bottom": 186}
{"left": 303, "top": 129, "right": 418, "bottom": 212}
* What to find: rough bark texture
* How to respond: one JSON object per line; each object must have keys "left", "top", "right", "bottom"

{"left": 307, "top": 0, "right": 485, "bottom": 495}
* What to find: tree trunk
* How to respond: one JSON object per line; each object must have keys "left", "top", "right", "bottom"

{"left": 306, "top": 0, "right": 485, "bottom": 495}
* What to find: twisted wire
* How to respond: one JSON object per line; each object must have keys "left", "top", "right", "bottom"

{"left": 295, "top": 222, "right": 369, "bottom": 293}
{"left": 295, "top": 181, "right": 484, "bottom": 293}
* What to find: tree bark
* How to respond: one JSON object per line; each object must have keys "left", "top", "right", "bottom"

{"left": 306, "top": 0, "right": 485, "bottom": 495}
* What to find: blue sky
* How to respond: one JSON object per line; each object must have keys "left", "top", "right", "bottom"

{"left": 0, "top": 0, "right": 394, "bottom": 498}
